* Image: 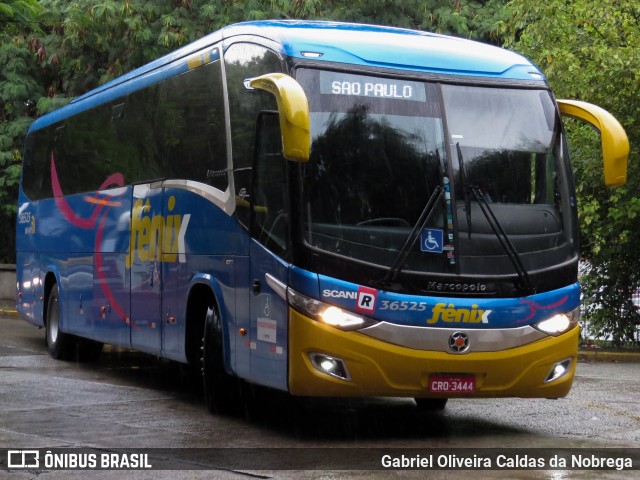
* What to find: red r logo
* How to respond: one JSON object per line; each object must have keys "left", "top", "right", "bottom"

{"left": 356, "top": 286, "right": 377, "bottom": 314}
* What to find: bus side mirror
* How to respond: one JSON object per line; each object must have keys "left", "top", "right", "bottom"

{"left": 557, "top": 99, "right": 629, "bottom": 187}
{"left": 249, "top": 73, "right": 310, "bottom": 163}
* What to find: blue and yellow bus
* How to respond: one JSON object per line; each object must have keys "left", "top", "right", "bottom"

{"left": 16, "top": 20, "right": 629, "bottom": 412}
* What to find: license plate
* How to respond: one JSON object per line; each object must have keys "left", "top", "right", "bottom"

{"left": 429, "top": 374, "right": 476, "bottom": 393}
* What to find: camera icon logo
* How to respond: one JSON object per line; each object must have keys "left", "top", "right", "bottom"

{"left": 7, "top": 450, "right": 40, "bottom": 468}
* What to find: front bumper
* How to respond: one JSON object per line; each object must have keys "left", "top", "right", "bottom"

{"left": 288, "top": 308, "right": 578, "bottom": 399}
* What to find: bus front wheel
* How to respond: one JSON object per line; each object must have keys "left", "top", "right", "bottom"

{"left": 46, "top": 284, "right": 74, "bottom": 360}
{"left": 201, "top": 305, "right": 240, "bottom": 415}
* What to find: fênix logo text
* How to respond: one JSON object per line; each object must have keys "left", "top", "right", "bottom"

{"left": 427, "top": 303, "right": 491, "bottom": 324}
{"left": 125, "top": 196, "right": 190, "bottom": 268}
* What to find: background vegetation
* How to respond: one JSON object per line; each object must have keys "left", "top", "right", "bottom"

{"left": 1, "top": 0, "right": 638, "bottom": 343}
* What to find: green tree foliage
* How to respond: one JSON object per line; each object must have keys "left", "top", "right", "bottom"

{"left": 0, "top": 0, "right": 43, "bottom": 261}
{"left": 504, "top": 0, "right": 640, "bottom": 345}
{"left": 0, "top": 0, "right": 41, "bottom": 35}
{"left": 37, "top": 0, "right": 508, "bottom": 98}
{"left": 0, "top": 0, "right": 509, "bottom": 263}
{"left": 10, "top": 2, "right": 637, "bottom": 345}
{"left": 240, "top": 0, "right": 508, "bottom": 42}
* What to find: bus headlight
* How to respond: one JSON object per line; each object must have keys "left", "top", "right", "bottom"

{"left": 319, "top": 306, "right": 365, "bottom": 328}
{"left": 534, "top": 307, "right": 580, "bottom": 336}
{"left": 288, "top": 288, "right": 376, "bottom": 331}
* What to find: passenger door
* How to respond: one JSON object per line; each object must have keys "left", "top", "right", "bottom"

{"left": 248, "top": 113, "right": 290, "bottom": 390}
{"left": 223, "top": 41, "right": 284, "bottom": 379}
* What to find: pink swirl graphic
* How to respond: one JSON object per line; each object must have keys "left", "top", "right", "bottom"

{"left": 515, "top": 295, "right": 569, "bottom": 323}
{"left": 50, "top": 152, "right": 136, "bottom": 327}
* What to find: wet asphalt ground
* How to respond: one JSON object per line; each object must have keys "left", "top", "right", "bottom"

{"left": 0, "top": 314, "right": 638, "bottom": 479}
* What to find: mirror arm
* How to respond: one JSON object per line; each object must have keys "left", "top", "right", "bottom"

{"left": 557, "top": 99, "right": 629, "bottom": 187}
{"left": 249, "top": 73, "right": 311, "bottom": 162}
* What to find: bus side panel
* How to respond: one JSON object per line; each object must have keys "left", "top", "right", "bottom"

{"left": 58, "top": 186, "right": 133, "bottom": 346}
{"left": 18, "top": 194, "right": 92, "bottom": 332}
{"left": 15, "top": 251, "right": 44, "bottom": 327}
{"left": 92, "top": 187, "right": 134, "bottom": 346}
{"left": 162, "top": 256, "right": 237, "bottom": 365}
{"left": 17, "top": 185, "right": 134, "bottom": 346}
{"left": 231, "top": 255, "right": 250, "bottom": 378}
{"left": 89, "top": 252, "right": 132, "bottom": 347}
{"left": 17, "top": 194, "right": 40, "bottom": 324}
{"left": 248, "top": 241, "right": 290, "bottom": 391}
{"left": 158, "top": 187, "right": 250, "bottom": 365}
{"left": 67, "top": 253, "right": 94, "bottom": 336}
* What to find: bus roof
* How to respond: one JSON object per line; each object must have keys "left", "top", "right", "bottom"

{"left": 230, "top": 20, "right": 543, "bottom": 79}
{"left": 30, "top": 20, "right": 545, "bottom": 132}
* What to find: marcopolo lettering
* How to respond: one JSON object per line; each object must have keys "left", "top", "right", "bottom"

{"left": 125, "top": 195, "right": 190, "bottom": 268}
{"left": 427, "top": 302, "right": 491, "bottom": 324}
{"left": 427, "top": 281, "right": 487, "bottom": 293}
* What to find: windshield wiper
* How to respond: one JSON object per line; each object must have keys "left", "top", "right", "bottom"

{"left": 456, "top": 143, "right": 533, "bottom": 294}
{"left": 379, "top": 185, "right": 444, "bottom": 286}
{"left": 469, "top": 186, "right": 536, "bottom": 295}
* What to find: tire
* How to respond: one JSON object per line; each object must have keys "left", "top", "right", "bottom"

{"left": 46, "top": 284, "right": 74, "bottom": 360}
{"left": 201, "top": 305, "right": 240, "bottom": 415}
{"left": 415, "top": 398, "right": 448, "bottom": 411}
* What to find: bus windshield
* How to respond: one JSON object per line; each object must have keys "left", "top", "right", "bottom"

{"left": 296, "top": 68, "right": 577, "bottom": 284}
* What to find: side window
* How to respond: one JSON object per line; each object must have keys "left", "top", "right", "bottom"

{"left": 22, "top": 48, "right": 229, "bottom": 199}
{"left": 224, "top": 43, "right": 282, "bottom": 227}
{"left": 115, "top": 86, "right": 161, "bottom": 183}
{"left": 54, "top": 104, "right": 116, "bottom": 194}
{"left": 251, "top": 112, "right": 288, "bottom": 255}
{"left": 154, "top": 55, "right": 228, "bottom": 190}
{"left": 117, "top": 53, "right": 227, "bottom": 188}
{"left": 22, "top": 128, "right": 53, "bottom": 200}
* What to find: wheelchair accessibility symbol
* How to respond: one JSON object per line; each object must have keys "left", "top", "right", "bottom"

{"left": 421, "top": 228, "right": 443, "bottom": 253}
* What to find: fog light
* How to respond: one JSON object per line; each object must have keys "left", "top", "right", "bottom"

{"left": 544, "top": 358, "right": 572, "bottom": 383}
{"left": 309, "top": 353, "right": 351, "bottom": 381}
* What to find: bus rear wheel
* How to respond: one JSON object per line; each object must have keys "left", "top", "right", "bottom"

{"left": 46, "top": 284, "right": 74, "bottom": 360}
{"left": 201, "top": 305, "right": 240, "bottom": 415}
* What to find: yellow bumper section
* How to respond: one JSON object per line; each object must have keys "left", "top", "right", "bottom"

{"left": 289, "top": 308, "right": 578, "bottom": 399}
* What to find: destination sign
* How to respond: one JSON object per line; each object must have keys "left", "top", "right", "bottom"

{"left": 320, "top": 71, "right": 426, "bottom": 102}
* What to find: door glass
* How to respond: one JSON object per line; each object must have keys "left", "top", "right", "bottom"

{"left": 252, "top": 112, "right": 288, "bottom": 257}
{"left": 224, "top": 43, "right": 282, "bottom": 227}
